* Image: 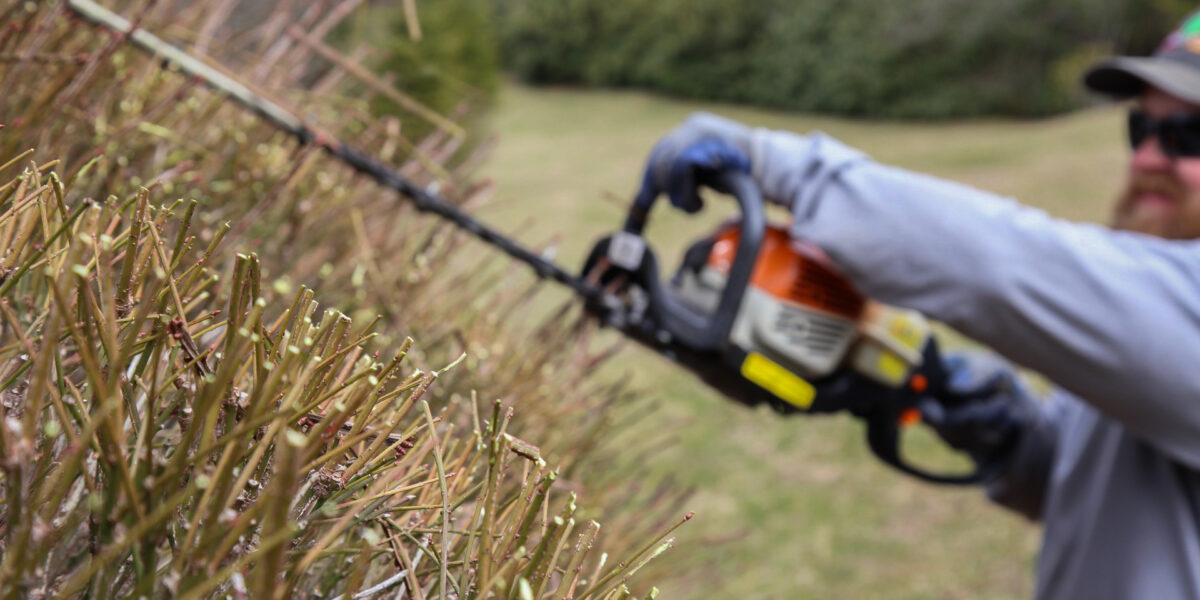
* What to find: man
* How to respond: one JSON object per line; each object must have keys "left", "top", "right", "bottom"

{"left": 639, "top": 10, "right": 1200, "bottom": 599}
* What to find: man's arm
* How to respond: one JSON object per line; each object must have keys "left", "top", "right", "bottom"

{"left": 760, "top": 128, "right": 1200, "bottom": 470}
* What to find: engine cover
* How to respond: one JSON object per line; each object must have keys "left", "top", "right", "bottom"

{"left": 674, "top": 223, "right": 864, "bottom": 379}
{"left": 672, "top": 221, "right": 933, "bottom": 393}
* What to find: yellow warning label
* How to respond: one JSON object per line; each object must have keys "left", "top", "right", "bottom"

{"left": 876, "top": 352, "right": 909, "bottom": 384}
{"left": 741, "top": 352, "right": 816, "bottom": 410}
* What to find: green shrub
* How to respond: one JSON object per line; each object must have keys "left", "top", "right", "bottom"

{"left": 338, "top": 0, "right": 501, "bottom": 134}
{"left": 496, "top": 0, "right": 1194, "bottom": 118}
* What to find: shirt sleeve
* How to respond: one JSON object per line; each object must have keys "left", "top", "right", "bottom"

{"left": 754, "top": 129, "right": 1200, "bottom": 470}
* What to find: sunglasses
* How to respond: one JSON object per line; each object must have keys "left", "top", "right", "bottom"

{"left": 1128, "top": 109, "right": 1200, "bottom": 158}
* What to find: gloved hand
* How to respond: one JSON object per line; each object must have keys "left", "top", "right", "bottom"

{"left": 636, "top": 112, "right": 753, "bottom": 214}
{"left": 636, "top": 113, "right": 868, "bottom": 222}
{"left": 918, "top": 351, "right": 1028, "bottom": 468}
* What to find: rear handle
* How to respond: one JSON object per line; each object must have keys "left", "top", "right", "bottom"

{"left": 862, "top": 340, "right": 1014, "bottom": 486}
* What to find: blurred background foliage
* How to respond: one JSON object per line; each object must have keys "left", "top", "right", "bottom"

{"left": 343, "top": 1, "right": 496, "bottom": 107}
{"left": 337, "top": 0, "right": 1197, "bottom": 119}
{"left": 330, "top": 0, "right": 501, "bottom": 141}
{"left": 492, "top": 0, "right": 1195, "bottom": 118}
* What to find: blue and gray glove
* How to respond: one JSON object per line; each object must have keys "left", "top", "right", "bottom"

{"left": 635, "top": 113, "right": 754, "bottom": 215}
{"left": 920, "top": 351, "right": 1031, "bottom": 470}
{"left": 636, "top": 112, "right": 868, "bottom": 224}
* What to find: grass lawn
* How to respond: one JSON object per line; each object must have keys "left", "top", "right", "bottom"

{"left": 479, "top": 84, "right": 1127, "bottom": 599}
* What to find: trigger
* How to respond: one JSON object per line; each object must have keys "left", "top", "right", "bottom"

{"left": 898, "top": 407, "right": 922, "bottom": 427}
{"left": 908, "top": 373, "right": 928, "bottom": 393}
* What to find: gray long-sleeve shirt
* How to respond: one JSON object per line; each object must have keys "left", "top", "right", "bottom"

{"left": 745, "top": 125, "right": 1200, "bottom": 598}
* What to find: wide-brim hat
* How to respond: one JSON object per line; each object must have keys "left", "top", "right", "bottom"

{"left": 1085, "top": 11, "right": 1200, "bottom": 104}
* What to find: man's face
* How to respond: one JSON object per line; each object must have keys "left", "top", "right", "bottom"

{"left": 1112, "top": 86, "right": 1200, "bottom": 239}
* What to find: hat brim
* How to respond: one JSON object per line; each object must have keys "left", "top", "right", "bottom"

{"left": 1084, "top": 56, "right": 1200, "bottom": 106}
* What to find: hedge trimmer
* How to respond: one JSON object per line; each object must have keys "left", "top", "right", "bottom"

{"left": 67, "top": 0, "right": 1002, "bottom": 484}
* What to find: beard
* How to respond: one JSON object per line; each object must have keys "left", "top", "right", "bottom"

{"left": 1111, "top": 171, "right": 1200, "bottom": 240}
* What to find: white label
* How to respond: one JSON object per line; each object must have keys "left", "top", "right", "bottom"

{"left": 608, "top": 232, "right": 646, "bottom": 270}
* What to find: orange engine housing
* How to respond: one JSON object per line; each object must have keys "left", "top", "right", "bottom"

{"left": 706, "top": 223, "right": 865, "bottom": 319}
